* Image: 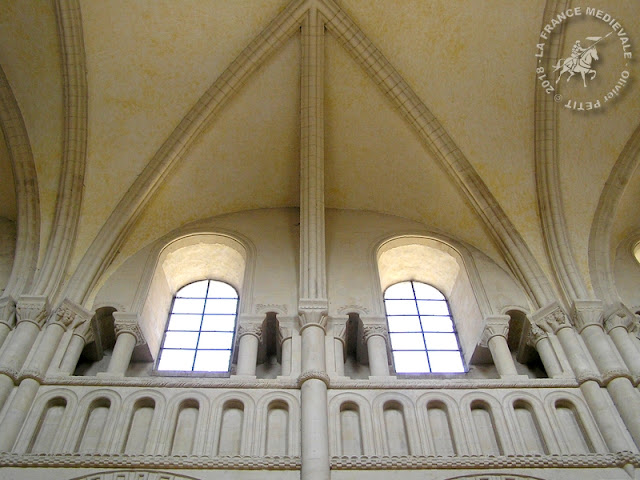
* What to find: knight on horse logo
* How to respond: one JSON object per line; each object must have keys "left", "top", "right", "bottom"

{"left": 553, "top": 34, "right": 611, "bottom": 87}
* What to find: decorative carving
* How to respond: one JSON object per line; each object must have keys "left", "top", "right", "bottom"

{"left": 480, "top": 315, "right": 510, "bottom": 347}
{"left": 278, "top": 326, "right": 292, "bottom": 343}
{"left": 73, "top": 318, "right": 95, "bottom": 343}
{"left": 575, "top": 371, "right": 603, "bottom": 385}
{"left": 255, "top": 303, "right": 288, "bottom": 314}
{"left": 601, "top": 369, "right": 633, "bottom": 385}
{"left": 605, "top": 311, "right": 633, "bottom": 333}
{"left": 526, "top": 322, "right": 548, "bottom": 347}
{"left": 0, "top": 296, "right": 16, "bottom": 328}
{"left": 334, "top": 324, "right": 346, "bottom": 344}
{"left": 15, "top": 296, "right": 49, "bottom": 328}
{"left": 50, "top": 298, "right": 92, "bottom": 331}
{"left": 572, "top": 299, "right": 604, "bottom": 333}
{"left": 297, "top": 370, "right": 330, "bottom": 387}
{"left": 236, "top": 323, "right": 263, "bottom": 341}
{"left": 362, "top": 324, "right": 388, "bottom": 342}
{"left": 530, "top": 302, "right": 571, "bottom": 334}
{"left": 113, "top": 313, "right": 145, "bottom": 346}
{"left": 336, "top": 304, "right": 370, "bottom": 315}
{"left": 298, "top": 310, "right": 328, "bottom": 328}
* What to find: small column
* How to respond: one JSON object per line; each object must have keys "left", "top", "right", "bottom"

{"left": 480, "top": 315, "right": 521, "bottom": 377}
{"left": 526, "top": 321, "right": 564, "bottom": 378}
{"left": 104, "top": 313, "right": 144, "bottom": 377}
{"left": 605, "top": 311, "right": 640, "bottom": 381}
{"left": 0, "top": 296, "right": 16, "bottom": 349}
{"left": 235, "top": 323, "right": 262, "bottom": 376}
{"left": 279, "top": 327, "right": 293, "bottom": 376}
{"left": 57, "top": 318, "right": 94, "bottom": 375}
{"left": 0, "top": 296, "right": 48, "bottom": 410}
{"left": 363, "top": 324, "right": 390, "bottom": 377}
{"left": 0, "top": 377, "right": 39, "bottom": 451}
{"left": 333, "top": 327, "right": 346, "bottom": 377}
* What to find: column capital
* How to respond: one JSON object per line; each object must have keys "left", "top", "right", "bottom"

{"left": 363, "top": 324, "right": 388, "bottom": 342}
{"left": 278, "top": 326, "right": 293, "bottom": 343}
{"left": 236, "top": 322, "right": 263, "bottom": 341}
{"left": 16, "top": 295, "right": 49, "bottom": 328}
{"left": 0, "top": 296, "right": 16, "bottom": 329}
{"left": 113, "top": 312, "right": 145, "bottom": 346}
{"left": 298, "top": 309, "right": 328, "bottom": 328}
{"left": 571, "top": 299, "right": 604, "bottom": 333}
{"left": 480, "top": 315, "right": 510, "bottom": 347}
{"left": 529, "top": 301, "right": 571, "bottom": 334}
{"left": 333, "top": 324, "right": 346, "bottom": 345}
{"left": 603, "top": 302, "right": 636, "bottom": 334}
{"left": 50, "top": 298, "right": 93, "bottom": 331}
{"left": 526, "top": 321, "right": 549, "bottom": 347}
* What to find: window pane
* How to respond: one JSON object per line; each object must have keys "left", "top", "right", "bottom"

{"left": 413, "top": 282, "right": 444, "bottom": 300}
{"left": 167, "top": 314, "right": 202, "bottom": 331}
{"left": 207, "top": 280, "right": 238, "bottom": 298}
{"left": 158, "top": 349, "right": 195, "bottom": 371}
{"left": 172, "top": 298, "right": 205, "bottom": 314}
{"left": 424, "top": 332, "right": 459, "bottom": 350}
{"left": 198, "top": 332, "right": 234, "bottom": 349}
{"left": 193, "top": 350, "right": 231, "bottom": 372}
{"left": 394, "top": 351, "right": 430, "bottom": 373}
{"left": 428, "top": 351, "right": 465, "bottom": 373}
{"left": 417, "top": 300, "right": 450, "bottom": 316}
{"left": 385, "top": 281, "right": 413, "bottom": 299}
{"left": 390, "top": 332, "right": 425, "bottom": 350}
{"left": 201, "top": 314, "right": 236, "bottom": 332}
{"left": 176, "top": 280, "right": 208, "bottom": 298}
{"left": 421, "top": 315, "right": 454, "bottom": 332}
{"left": 387, "top": 315, "right": 421, "bottom": 332}
{"left": 204, "top": 298, "right": 238, "bottom": 314}
{"left": 385, "top": 299, "right": 418, "bottom": 316}
{"left": 163, "top": 331, "right": 199, "bottom": 349}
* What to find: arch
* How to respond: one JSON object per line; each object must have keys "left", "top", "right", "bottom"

{"left": 115, "top": 390, "right": 166, "bottom": 455}
{"left": 329, "top": 392, "right": 374, "bottom": 456}
{"left": 160, "top": 391, "right": 210, "bottom": 456}
{"left": 255, "top": 391, "right": 300, "bottom": 456}
{"left": 502, "top": 391, "right": 559, "bottom": 454}
{"left": 66, "top": 389, "right": 122, "bottom": 453}
{"left": 416, "top": 392, "right": 465, "bottom": 456}
{"left": 208, "top": 391, "right": 256, "bottom": 456}
{"left": 459, "top": 392, "right": 514, "bottom": 455}
{"left": 372, "top": 392, "right": 421, "bottom": 456}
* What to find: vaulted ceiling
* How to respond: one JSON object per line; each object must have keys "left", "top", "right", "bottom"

{"left": 0, "top": 0, "right": 639, "bottom": 306}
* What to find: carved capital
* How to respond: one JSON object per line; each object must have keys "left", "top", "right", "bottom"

{"left": 601, "top": 369, "right": 633, "bottom": 385}
{"left": 363, "top": 324, "right": 388, "bottom": 342}
{"left": 237, "top": 323, "right": 263, "bottom": 341}
{"left": 571, "top": 299, "right": 604, "bottom": 333}
{"left": 526, "top": 321, "right": 548, "bottom": 346}
{"left": 113, "top": 312, "right": 145, "bottom": 346}
{"left": 529, "top": 302, "right": 571, "bottom": 334}
{"left": 333, "top": 324, "right": 346, "bottom": 345}
{"left": 51, "top": 299, "right": 92, "bottom": 331}
{"left": 73, "top": 319, "right": 95, "bottom": 343}
{"left": 298, "top": 309, "right": 328, "bottom": 328}
{"left": 0, "top": 296, "right": 16, "bottom": 329}
{"left": 603, "top": 302, "right": 636, "bottom": 334}
{"left": 480, "top": 315, "right": 510, "bottom": 347}
{"left": 297, "top": 370, "right": 330, "bottom": 387}
{"left": 278, "top": 326, "right": 292, "bottom": 343}
{"left": 16, "top": 296, "right": 49, "bottom": 328}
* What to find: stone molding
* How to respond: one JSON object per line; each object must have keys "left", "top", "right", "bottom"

{"left": 255, "top": 303, "right": 287, "bottom": 314}
{"left": 15, "top": 296, "right": 49, "bottom": 328}
{"left": 572, "top": 299, "right": 604, "bottom": 333}
{"left": 336, "top": 304, "right": 370, "bottom": 315}
{"left": 529, "top": 302, "right": 571, "bottom": 334}
{"left": 605, "top": 312, "right": 633, "bottom": 333}
{"left": 297, "top": 370, "right": 330, "bottom": 387}
{"left": 526, "top": 321, "right": 548, "bottom": 347}
{"left": 575, "top": 371, "right": 603, "bottom": 385}
{"left": 113, "top": 312, "right": 145, "bottom": 346}
{"left": 50, "top": 298, "right": 92, "bottom": 331}
{"left": 480, "top": 315, "right": 510, "bottom": 347}
{"left": 601, "top": 369, "right": 634, "bottom": 385}
{"left": 0, "top": 295, "right": 16, "bottom": 328}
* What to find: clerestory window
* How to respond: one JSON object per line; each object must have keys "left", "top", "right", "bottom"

{"left": 384, "top": 280, "right": 465, "bottom": 374}
{"left": 157, "top": 279, "right": 238, "bottom": 373}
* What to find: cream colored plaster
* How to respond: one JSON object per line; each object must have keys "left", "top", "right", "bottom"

{"left": 0, "top": 0, "right": 63, "bottom": 266}
{"left": 558, "top": 0, "right": 640, "bottom": 294}
{"left": 71, "top": 0, "right": 288, "bottom": 275}
{"left": 336, "top": 0, "right": 549, "bottom": 276}
{"left": 611, "top": 164, "right": 640, "bottom": 257}
{"left": 0, "top": 136, "right": 16, "bottom": 221}
{"left": 324, "top": 34, "right": 502, "bottom": 265}
{"left": 116, "top": 35, "right": 300, "bottom": 266}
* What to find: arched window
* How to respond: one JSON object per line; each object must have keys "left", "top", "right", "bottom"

{"left": 157, "top": 279, "right": 238, "bottom": 372}
{"left": 384, "top": 281, "right": 464, "bottom": 374}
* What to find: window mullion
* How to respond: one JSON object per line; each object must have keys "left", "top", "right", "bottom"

{"left": 191, "top": 280, "right": 210, "bottom": 371}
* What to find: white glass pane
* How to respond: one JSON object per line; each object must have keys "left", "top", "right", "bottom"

{"left": 390, "top": 332, "right": 425, "bottom": 350}
{"left": 163, "top": 331, "right": 199, "bottom": 349}
{"left": 167, "top": 314, "right": 202, "bottom": 331}
{"left": 207, "top": 281, "right": 238, "bottom": 299}
{"left": 176, "top": 280, "right": 208, "bottom": 298}
{"left": 172, "top": 298, "right": 205, "bottom": 314}
{"left": 204, "top": 298, "right": 238, "bottom": 314}
{"left": 385, "top": 282, "right": 413, "bottom": 299}
{"left": 424, "top": 333, "right": 459, "bottom": 350}
{"left": 387, "top": 315, "right": 421, "bottom": 332}
{"left": 417, "top": 300, "right": 450, "bottom": 316}
{"left": 201, "top": 315, "right": 236, "bottom": 332}
{"left": 198, "top": 332, "right": 234, "bottom": 349}
{"left": 428, "top": 351, "right": 465, "bottom": 373}
{"left": 158, "top": 349, "right": 195, "bottom": 371}
{"left": 385, "top": 299, "right": 418, "bottom": 316}
{"left": 421, "top": 315, "right": 454, "bottom": 332}
{"left": 394, "top": 351, "right": 429, "bottom": 373}
{"left": 413, "top": 282, "right": 444, "bottom": 300}
{"left": 193, "top": 350, "right": 231, "bottom": 372}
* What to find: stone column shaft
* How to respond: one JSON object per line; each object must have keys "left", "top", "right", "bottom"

{"left": 481, "top": 316, "right": 519, "bottom": 377}
{"left": 605, "top": 315, "right": 640, "bottom": 380}
{"left": 0, "top": 323, "right": 10, "bottom": 350}
{"left": 333, "top": 338, "right": 345, "bottom": 376}
{"left": 364, "top": 326, "right": 390, "bottom": 377}
{"left": 236, "top": 331, "right": 260, "bottom": 376}
{"left": 527, "top": 322, "right": 564, "bottom": 378}
{"left": 106, "top": 331, "right": 137, "bottom": 376}
{"left": 24, "top": 322, "right": 66, "bottom": 378}
{"left": 0, "top": 296, "right": 16, "bottom": 349}
{"left": 281, "top": 336, "right": 292, "bottom": 376}
{"left": 0, "top": 377, "right": 39, "bottom": 451}
{"left": 58, "top": 333, "right": 88, "bottom": 375}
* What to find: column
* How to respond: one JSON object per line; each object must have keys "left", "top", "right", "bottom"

{"left": 364, "top": 325, "right": 390, "bottom": 377}
{"left": 480, "top": 315, "right": 521, "bottom": 377}
{"left": 333, "top": 331, "right": 345, "bottom": 377}
{"left": 526, "top": 321, "right": 564, "bottom": 378}
{"left": 0, "top": 296, "right": 48, "bottom": 410}
{"left": 57, "top": 317, "right": 94, "bottom": 375}
{"left": 280, "top": 327, "right": 293, "bottom": 376}
{"left": 531, "top": 302, "right": 634, "bottom": 452}
{"left": 104, "top": 312, "right": 144, "bottom": 377}
{"left": 0, "top": 296, "right": 16, "bottom": 349}
{"left": 605, "top": 312, "right": 640, "bottom": 381}
{"left": 573, "top": 300, "right": 640, "bottom": 447}
{"left": 235, "top": 323, "right": 262, "bottom": 376}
